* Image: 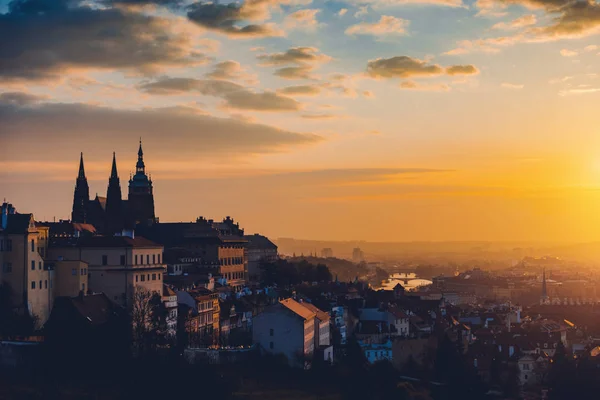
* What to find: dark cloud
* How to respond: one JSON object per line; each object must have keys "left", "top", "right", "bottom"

{"left": 0, "top": 92, "right": 322, "bottom": 160}
{"left": 186, "top": 1, "right": 284, "bottom": 38}
{"left": 274, "top": 65, "right": 316, "bottom": 80}
{"left": 0, "top": 0, "right": 207, "bottom": 81}
{"left": 257, "top": 47, "right": 332, "bottom": 66}
{"left": 139, "top": 77, "right": 302, "bottom": 111}
{"left": 533, "top": 0, "right": 600, "bottom": 38}
{"left": 0, "top": 91, "right": 48, "bottom": 106}
{"left": 367, "top": 56, "right": 478, "bottom": 79}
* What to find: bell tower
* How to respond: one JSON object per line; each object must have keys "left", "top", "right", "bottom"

{"left": 128, "top": 139, "right": 155, "bottom": 225}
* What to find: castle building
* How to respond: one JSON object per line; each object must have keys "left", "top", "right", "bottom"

{"left": 71, "top": 140, "right": 156, "bottom": 234}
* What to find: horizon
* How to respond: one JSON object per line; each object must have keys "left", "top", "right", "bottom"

{"left": 3, "top": 0, "right": 600, "bottom": 242}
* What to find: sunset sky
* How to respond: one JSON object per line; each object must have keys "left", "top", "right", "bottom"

{"left": 2, "top": 0, "right": 600, "bottom": 242}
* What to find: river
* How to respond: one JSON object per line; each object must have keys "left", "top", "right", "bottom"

{"left": 379, "top": 272, "right": 433, "bottom": 291}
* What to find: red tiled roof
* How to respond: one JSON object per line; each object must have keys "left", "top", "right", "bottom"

{"left": 280, "top": 298, "right": 315, "bottom": 320}
{"left": 301, "top": 302, "right": 330, "bottom": 321}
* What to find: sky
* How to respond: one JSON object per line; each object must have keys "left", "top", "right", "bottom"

{"left": 2, "top": 0, "right": 600, "bottom": 242}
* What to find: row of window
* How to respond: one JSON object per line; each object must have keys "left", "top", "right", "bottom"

{"left": 0, "top": 239, "right": 13, "bottom": 252}
{"left": 224, "top": 271, "right": 244, "bottom": 281}
{"left": 71, "top": 268, "right": 88, "bottom": 276}
{"left": 220, "top": 257, "right": 243, "bottom": 266}
{"left": 31, "top": 261, "right": 43, "bottom": 270}
{"left": 31, "top": 279, "right": 52, "bottom": 290}
{"left": 100, "top": 254, "right": 162, "bottom": 266}
{"left": 135, "top": 273, "right": 162, "bottom": 283}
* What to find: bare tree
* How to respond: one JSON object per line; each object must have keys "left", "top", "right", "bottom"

{"left": 131, "top": 287, "right": 156, "bottom": 353}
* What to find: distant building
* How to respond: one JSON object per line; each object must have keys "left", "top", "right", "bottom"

{"left": 0, "top": 202, "right": 53, "bottom": 326}
{"left": 321, "top": 248, "right": 333, "bottom": 258}
{"left": 244, "top": 234, "right": 278, "bottom": 283}
{"left": 360, "top": 339, "right": 392, "bottom": 364}
{"left": 352, "top": 248, "right": 364, "bottom": 263}
{"left": 162, "top": 284, "right": 178, "bottom": 338}
{"left": 48, "top": 235, "right": 165, "bottom": 307}
{"left": 70, "top": 141, "right": 156, "bottom": 235}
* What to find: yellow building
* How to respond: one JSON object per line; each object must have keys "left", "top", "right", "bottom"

{"left": 0, "top": 202, "right": 52, "bottom": 326}
{"left": 48, "top": 235, "right": 165, "bottom": 307}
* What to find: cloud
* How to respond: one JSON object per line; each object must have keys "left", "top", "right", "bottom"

{"left": 284, "top": 8, "right": 321, "bottom": 31}
{"left": 301, "top": 113, "right": 340, "bottom": 119}
{"left": 491, "top": 14, "right": 537, "bottom": 30}
{"left": 501, "top": 82, "right": 525, "bottom": 89}
{"left": 186, "top": 0, "right": 292, "bottom": 38}
{"left": 257, "top": 47, "right": 332, "bottom": 66}
{"left": 560, "top": 48, "right": 578, "bottom": 57}
{"left": 0, "top": 0, "right": 209, "bottom": 81}
{"left": 345, "top": 0, "right": 464, "bottom": 8}
{"left": 205, "top": 60, "right": 257, "bottom": 83}
{"left": 585, "top": 44, "right": 599, "bottom": 51}
{"left": 345, "top": 15, "right": 409, "bottom": 36}
{"left": 0, "top": 92, "right": 322, "bottom": 162}
{"left": 277, "top": 84, "right": 323, "bottom": 96}
{"left": 399, "top": 81, "right": 450, "bottom": 91}
{"left": 366, "top": 56, "right": 478, "bottom": 79}
{"left": 445, "top": 64, "right": 480, "bottom": 75}
{"left": 138, "top": 77, "right": 302, "bottom": 111}
{"left": 0, "top": 91, "right": 48, "bottom": 106}
{"left": 354, "top": 6, "right": 370, "bottom": 18}
{"left": 338, "top": 8, "right": 348, "bottom": 16}
{"left": 274, "top": 65, "right": 316, "bottom": 80}
{"left": 559, "top": 87, "right": 600, "bottom": 96}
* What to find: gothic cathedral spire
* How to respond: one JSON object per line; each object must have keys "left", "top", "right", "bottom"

{"left": 71, "top": 152, "right": 90, "bottom": 223}
{"left": 129, "top": 139, "right": 155, "bottom": 225}
{"left": 106, "top": 152, "right": 123, "bottom": 233}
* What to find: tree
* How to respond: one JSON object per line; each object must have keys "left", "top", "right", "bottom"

{"left": 131, "top": 287, "right": 161, "bottom": 354}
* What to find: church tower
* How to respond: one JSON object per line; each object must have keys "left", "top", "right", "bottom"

{"left": 128, "top": 140, "right": 155, "bottom": 225}
{"left": 71, "top": 153, "right": 90, "bottom": 223}
{"left": 105, "top": 152, "right": 124, "bottom": 233}
{"left": 541, "top": 268, "right": 549, "bottom": 304}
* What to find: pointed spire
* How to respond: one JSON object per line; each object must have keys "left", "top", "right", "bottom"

{"left": 138, "top": 137, "right": 143, "bottom": 158}
{"left": 110, "top": 152, "right": 119, "bottom": 178}
{"left": 78, "top": 152, "right": 86, "bottom": 179}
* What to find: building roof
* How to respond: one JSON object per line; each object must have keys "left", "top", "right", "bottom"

{"left": 38, "top": 221, "right": 97, "bottom": 237}
{"left": 244, "top": 234, "right": 278, "bottom": 250}
{"left": 300, "top": 302, "right": 330, "bottom": 321}
{"left": 163, "top": 284, "right": 176, "bottom": 297}
{"left": 72, "top": 235, "right": 161, "bottom": 249}
{"left": 4, "top": 213, "right": 33, "bottom": 234}
{"left": 67, "top": 293, "right": 119, "bottom": 326}
{"left": 280, "top": 298, "right": 315, "bottom": 320}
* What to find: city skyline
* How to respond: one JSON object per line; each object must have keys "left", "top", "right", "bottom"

{"left": 3, "top": 0, "right": 600, "bottom": 242}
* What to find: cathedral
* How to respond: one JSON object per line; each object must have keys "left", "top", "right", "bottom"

{"left": 71, "top": 140, "right": 156, "bottom": 234}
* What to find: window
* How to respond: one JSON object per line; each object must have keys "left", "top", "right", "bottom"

{"left": 102, "top": 255, "right": 108, "bottom": 266}
{"left": 44, "top": 280, "right": 48, "bottom": 289}
{"left": 39, "top": 280, "right": 42, "bottom": 289}
{"left": 152, "top": 273, "right": 156, "bottom": 281}
{"left": 2, "top": 262, "right": 12, "bottom": 273}
{"left": 72, "top": 268, "right": 77, "bottom": 276}
{"left": 141, "top": 275, "right": 145, "bottom": 282}
{"left": 523, "top": 364, "right": 530, "bottom": 370}
{"left": 146, "top": 255, "right": 149, "bottom": 265}
{"left": 6, "top": 240, "right": 12, "bottom": 252}
{"left": 158, "top": 274, "right": 161, "bottom": 280}
{"left": 31, "top": 261, "right": 35, "bottom": 270}
{"left": 135, "top": 255, "right": 138, "bottom": 265}
{"left": 135, "top": 275, "right": 138, "bottom": 282}
{"left": 31, "top": 239, "right": 34, "bottom": 252}
{"left": 158, "top": 254, "right": 161, "bottom": 264}
{"left": 147, "top": 274, "right": 150, "bottom": 281}
{"left": 82, "top": 283, "right": 85, "bottom": 291}
{"left": 120, "top": 255, "right": 126, "bottom": 266}
{"left": 31, "top": 281, "right": 35, "bottom": 289}
{"left": 38, "top": 261, "right": 42, "bottom": 270}
{"left": 270, "top": 328, "right": 274, "bottom": 337}
{"left": 153, "top": 254, "right": 156, "bottom": 264}
{"left": 269, "top": 342, "right": 274, "bottom": 349}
